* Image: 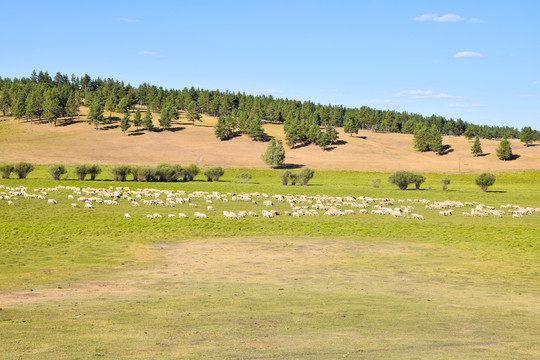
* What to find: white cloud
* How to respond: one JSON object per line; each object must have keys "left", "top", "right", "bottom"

{"left": 455, "top": 51, "right": 483, "bottom": 58}
{"left": 395, "top": 90, "right": 461, "bottom": 100}
{"left": 119, "top": 17, "right": 138, "bottom": 22}
{"left": 414, "top": 13, "right": 464, "bottom": 22}
{"left": 448, "top": 103, "right": 486, "bottom": 108}
{"left": 469, "top": 18, "right": 484, "bottom": 23}
{"left": 138, "top": 50, "right": 165, "bottom": 58}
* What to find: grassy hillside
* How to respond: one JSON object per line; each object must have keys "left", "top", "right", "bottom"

{"left": 0, "top": 108, "right": 538, "bottom": 173}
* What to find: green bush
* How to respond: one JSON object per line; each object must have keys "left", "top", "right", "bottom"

{"left": 133, "top": 166, "right": 157, "bottom": 182}
{"left": 13, "top": 162, "right": 35, "bottom": 179}
{"left": 411, "top": 174, "right": 426, "bottom": 190}
{"left": 156, "top": 164, "right": 182, "bottom": 182}
{"left": 73, "top": 164, "right": 89, "bottom": 181}
{"left": 0, "top": 164, "right": 14, "bottom": 179}
{"left": 388, "top": 171, "right": 414, "bottom": 190}
{"left": 204, "top": 166, "right": 224, "bottom": 182}
{"left": 182, "top": 164, "right": 200, "bottom": 181}
{"left": 371, "top": 178, "right": 381, "bottom": 188}
{"left": 280, "top": 170, "right": 291, "bottom": 185}
{"left": 475, "top": 173, "right": 496, "bottom": 192}
{"left": 234, "top": 172, "right": 252, "bottom": 183}
{"left": 441, "top": 178, "right": 451, "bottom": 191}
{"left": 297, "top": 168, "right": 315, "bottom": 185}
{"left": 87, "top": 164, "right": 102, "bottom": 180}
{"left": 289, "top": 173, "right": 297, "bottom": 185}
{"left": 110, "top": 165, "right": 131, "bottom": 181}
{"left": 48, "top": 164, "right": 67, "bottom": 180}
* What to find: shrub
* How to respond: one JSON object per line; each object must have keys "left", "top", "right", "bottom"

{"left": 110, "top": 165, "right": 131, "bottom": 181}
{"left": 204, "top": 166, "right": 224, "bottom": 182}
{"left": 13, "top": 162, "right": 34, "bottom": 179}
{"left": 0, "top": 164, "right": 14, "bottom": 179}
{"left": 234, "top": 172, "right": 252, "bottom": 183}
{"left": 411, "top": 174, "right": 426, "bottom": 190}
{"left": 87, "top": 164, "right": 102, "bottom": 180}
{"left": 297, "top": 168, "right": 315, "bottom": 185}
{"left": 135, "top": 166, "right": 158, "bottom": 182}
{"left": 388, "top": 171, "right": 414, "bottom": 190}
{"left": 74, "top": 164, "right": 89, "bottom": 181}
{"left": 371, "top": 178, "right": 381, "bottom": 188}
{"left": 48, "top": 164, "right": 67, "bottom": 180}
{"left": 289, "top": 173, "right": 297, "bottom": 185}
{"left": 475, "top": 173, "right": 496, "bottom": 192}
{"left": 280, "top": 170, "right": 291, "bottom": 185}
{"left": 156, "top": 164, "right": 182, "bottom": 182}
{"left": 182, "top": 164, "right": 200, "bottom": 181}
{"left": 441, "top": 178, "right": 451, "bottom": 191}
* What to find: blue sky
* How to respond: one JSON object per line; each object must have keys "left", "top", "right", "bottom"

{"left": 1, "top": 0, "right": 539, "bottom": 128}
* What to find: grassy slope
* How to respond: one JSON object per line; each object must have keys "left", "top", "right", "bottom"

{"left": 0, "top": 170, "right": 539, "bottom": 359}
{"left": 0, "top": 108, "right": 539, "bottom": 173}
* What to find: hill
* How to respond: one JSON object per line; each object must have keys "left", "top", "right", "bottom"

{"left": 0, "top": 108, "right": 539, "bottom": 173}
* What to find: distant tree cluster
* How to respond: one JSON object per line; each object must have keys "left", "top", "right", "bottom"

{"left": 214, "top": 112, "right": 266, "bottom": 141}
{"left": 1, "top": 71, "right": 536, "bottom": 142}
{"left": 413, "top": 124, "right": 444, "bottom": 154}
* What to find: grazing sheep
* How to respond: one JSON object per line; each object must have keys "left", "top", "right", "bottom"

{"left": 153, "top": 213, "right": 162, "bottom": 218}
{"left": 194, "top": 212, "right": 207, "bottom": 219}
{"left": 85, "top": 203, "right": 93, "bottom": 208}
{"left": 512, "top": 213, "right": 523, "bottom": 218}
{"left": 124, "top": 213, "right": 131, "bottom": 218}
{"left": 189, "top": 203, "right": 198, "bottom": 208}
{"left": 7, "top": 200, "right": 14, "bottom": 206}
{"left": 146, "top": 214, "right": 153, "bottom": 218}
{"left": 71, "top": 203, "right": 79, "bottom": 208}
{"left": 48, "top": 199, "right": 57, "bottom": 204}
{"left": 68, "top": 195, "right": 74, "bottom": 199}
{"left": 168, "top": 214, "right": 176, "bottom": 218}
{"left": 263, "top": 200, "right": 273, "bottom": 207}
{"left": 411, "top": 214, "right": 424, "bottom": 220}
{"left": 207, "top": 206, "right": 214, "bottom": 211}
{"left": 178, "top": 213, "right": 187, "bottom": 218}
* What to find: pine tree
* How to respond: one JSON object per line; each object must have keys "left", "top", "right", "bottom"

{"left": 343, "top": 113, "right": 359, "bottom": 136}
{"left": 326, "top": 126, "right": 339, "bottom": 144}
{"left": 186, "top": 101, "right": 201, "bottom": 126}
{"left": 25, "top": 90, "right": 39, "bottom": 125}
{"left": 471, "top": 135, "right": 482, "bottom": 156}
{"left": 247, "top": 115, "right": 265, "bottom": 140}
{"left": 133, "top": 109, "right": 142, "bottom": 129}
{"left": 120, "top": 112, "right": 131, "bottom": 135}
{"left": 13, "top": 94, "right": 26, "bottom": 122}
{"left": 413, "top": 124, "right": 430, "bottom": 151}
{"left": 104, "top": 95, "right": 116, "bottom": 123}
{"left": 430, "top": 125, "right": 444, "bottom": 154}
{"left": 143, "top": 110, "right": 154, "bottom": 130}
{"left": 44, "top": 90, "right": 61, "bottom": 126}
{"left": 317, "top": 132, "right": 330, "bottom": 149}
{"left": 496, "top": 137, "right": 513, "bottom": 161}
{"left": 307, "top": 123, "right": 322, "bottom": 144}
{"left": 159, "top": 107, "right": 171, "bottom": 130}
{"left": 88, "top": 102, "right": 104, "bottom": 130}
{"left": 520, "top": 126, "right": 534, "bottom": 147}
{"left": 65, "top": 92, "right": 78, "bottom": 122}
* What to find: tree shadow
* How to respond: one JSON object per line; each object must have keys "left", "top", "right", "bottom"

{"left": 507, "top": 154, "right": 520, "bottom": 161}
{"left": 127, "top": 131, "right": 146, "bottom": 137}
{"left": 475, "top": 153, "right": 491, "bottom": 157}
{"left": 486, "top": 190, "right": 507, "bottom": 193}
{"left": 152, "top": 126, "right": 185, "bottom": 133}
{"left": 101, "top": 124, "right": 119, "bottom": 130}
{"left": 334, "top": 139, "right": 348, "bottom": 145}
{"left": 275, "top": 163, "right": 304, "bottom": 170}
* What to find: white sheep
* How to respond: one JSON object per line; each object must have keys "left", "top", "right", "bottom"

{"left": 124, "top": 213, "right": 131, "bottom": 218}
{"left": 178, "top": 213, "right": 187, "bottom": 218}
{"left": 48, "top": 199, "right": 57, "bottom": 204}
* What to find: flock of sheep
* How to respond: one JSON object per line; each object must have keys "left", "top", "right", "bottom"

{"left": 1, "top": 184, "right": 538, "bottom": 222}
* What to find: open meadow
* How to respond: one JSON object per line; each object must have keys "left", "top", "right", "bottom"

{"left": 1, "top": 169, "right": 539, "bottom": 359}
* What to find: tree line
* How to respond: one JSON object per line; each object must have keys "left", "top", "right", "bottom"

{"left": 0, "top": 70, "right": 538, "bottom": 142}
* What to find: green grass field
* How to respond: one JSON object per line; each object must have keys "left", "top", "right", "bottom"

{"left": 1, "top": 168, "right": 539, "bottom": 359}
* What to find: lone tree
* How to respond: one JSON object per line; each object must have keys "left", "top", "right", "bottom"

{"left": 496, "top": 137, "right": 513, "bottom": 161}
{"left": 471, "top": 135, "right": 483, "bottom": 156}
{"left": 475, "top": 172, "right": 496, "bottom": 192}
{"left": 186, "top": 101, "right": 201, "bottom": 126}
{"left": 88, "top": 102, "right": 104, "bottom": 130}
{"left": 120, "top": 112, "right": 131, "bottom": 135}
{"left": 262, "top": 139, "right": 286, "bottom": 167}
{"left": 159, "top": 107, "right": 171, "bottom": 130}
{"left": 133, "top": 109, "right": 142, "bottom": 129}
{"left": 87, "top": 164, "right": 102, "bottom": 180}
{"left": 520, "top": 126, "right": 534, "bottom": 147}
{"left": 388, "top": 171, "right": 414, "bottom": 190}
{"left": 74, "top": 164, "right": 89, "bottom": 180}
{"left": 0, "top": 164, "right": 14, "bottom": 179}
{"left": 430, "top": 125, "right": 444, "bottom": 154}
{"left": 143, "top": 110, "right": 154, "bottom": 130}
{"left": 204, "top": 166, "right": 225, "bottom": 182}
{"left": 411, "top": 174, "right": 426, "bottom": 190}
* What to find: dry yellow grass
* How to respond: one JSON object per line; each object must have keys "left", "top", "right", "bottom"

{"left": 0, "top": 108, "right": 538, "bottom": 173}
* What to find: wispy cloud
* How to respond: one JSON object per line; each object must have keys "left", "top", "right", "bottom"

{"left": 119, "top": 17, "right": 139, "bottom": 22}
{"left": 519, "top": 94, "right": 538, "bottom": 99}
{"left": 469, "top": 18, "right": 484, "bottom": 23}
{"left": 455, "top": 51, "right": 483, "bottom": 58}
{"left": 395, "top": 90, "right": 460, "bottom": 100}
{"left": 138, "top": 50, "right": 164, "bottom": 58}
{"left": 414, "top": 13, "right": 464, "bottom": 22}
{"left": 448, "top": 103, "right": 486, "bottom": 108}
